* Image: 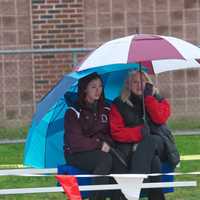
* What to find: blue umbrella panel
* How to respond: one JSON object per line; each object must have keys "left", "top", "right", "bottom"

{"left": 24, "top": 63, "right": 140, "bottom": 168}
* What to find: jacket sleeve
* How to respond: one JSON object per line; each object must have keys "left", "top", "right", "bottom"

{"left": 109, "top": 104, "right": 143, "bottom": 143}
{"left": 144, "top": 96, "right": 171, "bottom": 124}
{"left": 64, "top": 109, "right": 102, "bottom": 152}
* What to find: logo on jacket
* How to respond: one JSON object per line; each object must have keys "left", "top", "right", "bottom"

{"left": 101, "top": 114, "right": 108, "bottom": 123}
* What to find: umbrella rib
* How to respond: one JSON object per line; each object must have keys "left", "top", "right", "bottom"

{"left": 44, "top": 101, "right": 66, "bottom": 167}
{"left": 44, "top": 99, "right": 65, "bottom": 115}
{"left": 49, "top": 101, "right": 66, "bottom": 124}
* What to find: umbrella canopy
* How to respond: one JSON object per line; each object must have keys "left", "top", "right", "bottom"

{"left": 24, "top": 66, "right": 139, "bottom": 168}
{"left": 24, "top": 34, "right": 200, "bottom": 168}
{"left": 77, "top": 34, "right": 200, "bottom": 74}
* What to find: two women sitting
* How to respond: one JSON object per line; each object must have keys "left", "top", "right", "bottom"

{"left": 64, "top": 71, "right": 171, "bottom": 200}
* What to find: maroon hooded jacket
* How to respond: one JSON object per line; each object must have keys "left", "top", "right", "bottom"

{"left": 64, "top": 102, "right": 113, "bottom": 155}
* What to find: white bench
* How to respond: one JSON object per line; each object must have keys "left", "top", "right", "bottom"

{"left": 0, "top": 168, "right": 198, "bottom": 200}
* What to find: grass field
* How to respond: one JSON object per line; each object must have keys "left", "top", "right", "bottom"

{"left": 168, "top": 118, "right": 200, "bottom": 131}
{"left": 0, "top": 136, "right": 200, "bottom": 200}
{"left": 0, "top": 118, "right": 200, "bottom": 141}
{"left": 0, "top": 127, "right": 28, "bottom": 140}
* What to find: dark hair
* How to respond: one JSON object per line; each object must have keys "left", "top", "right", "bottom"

{"left": 77, "top": 72, "right": 105, "bottom": 109}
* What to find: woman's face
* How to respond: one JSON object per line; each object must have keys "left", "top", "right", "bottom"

{"left": 129, "top": 72, "right": 147, "bottom": 96}
{"left": 85, "top": 78, "right": 103, "bottom": 103}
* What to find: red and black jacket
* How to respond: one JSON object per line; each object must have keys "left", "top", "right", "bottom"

{"left": 110, "top": 93, "right": 171, "bottom": 143}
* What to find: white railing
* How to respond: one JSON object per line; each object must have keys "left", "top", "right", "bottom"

{"left": 0, "top": 169, "right": 198, "bottom": 200}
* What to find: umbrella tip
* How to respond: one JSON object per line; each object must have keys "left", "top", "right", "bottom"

{"left": 136, "top": 27, "right": 139, "bottom": 34}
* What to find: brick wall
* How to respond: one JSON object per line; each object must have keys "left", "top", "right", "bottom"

{"left": 157, "top": 70, "right": 200, "bottom": 119}
{"left": 0, "top": 0, "right": 33, "bottom": 127}
{"left": 84, "top": 0, "right": 200, "bottom": 46}
{"left": 83, "top": 0, "right": 200, "bottom": 119}
{"left": 32, "top": 0, "right": 85, "bottom": 101}
{"left": 1, "top": 0, "right": 200, "bottom": 127}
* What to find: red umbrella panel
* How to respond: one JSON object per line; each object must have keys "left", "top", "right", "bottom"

{"left": 77, "top": 34, "right": 200, "bottom": 74}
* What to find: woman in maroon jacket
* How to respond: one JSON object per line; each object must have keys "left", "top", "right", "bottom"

{"left": 64, "top": 72, "right": 126, "bottom": 200}
{"left": 110, "top": 71, "right": 171, "bottom": 200}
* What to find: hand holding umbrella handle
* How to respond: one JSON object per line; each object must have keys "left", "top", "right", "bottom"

{"left": 144, "top": 82, "right": 154, "bottom": 97}
{"left": 101, "top": 141, "right": 110, "bottom": 153}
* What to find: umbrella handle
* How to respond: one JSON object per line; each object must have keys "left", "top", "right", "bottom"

{"left": 139, "top": 62, "right": 146, "bottom": 123}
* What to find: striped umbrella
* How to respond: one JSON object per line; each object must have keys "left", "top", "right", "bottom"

{"left": 24, "top": 35, "right": 200, "bottom": 168}
{"left": 76, "top": 34, "right": 200, "bottom": 74}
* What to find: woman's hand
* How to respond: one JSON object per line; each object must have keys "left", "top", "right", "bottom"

{"left": 101, "top": 142, "right": 110, "bottom": 152}
{"left": 144, "top": 82, "right": 154, "bottom": 96}
{"left": 144, "top": 82, "right": 159, "bottom": 97}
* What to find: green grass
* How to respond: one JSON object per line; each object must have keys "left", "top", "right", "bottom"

{"left": 0, "top": 117, "right": 200, "bottom": 141}
{"left": 166, "top": 135, "right": 200, "bottom": 200}
{"left": 168, "top": 118, "right": 200, "bottom": 131}
{"left": 0, "top": 144, "right": 66, "bottom": 200}
{"left": 0, "top": 191, "right": 65, "bottom": 200}
{"left": 0, "top": 144, "right": 24, "bottom": 165}
{"left": 175, "top": 135, "right": 200, "bottom": 155}
{"left": 0, "top": 136, "right": 200, "bottom": 199}
{"left": 0, "top": 127, "right": 28, "bottom": 140}
{"left": 166, "top": 159, "right": 200, "bottom": 200}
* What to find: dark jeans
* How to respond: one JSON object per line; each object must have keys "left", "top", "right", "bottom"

{"left": 116, "top": 135, "right": 166, "bottom": 200}
{"left": 66, "top": 150, "right": 127, "bottom": 200}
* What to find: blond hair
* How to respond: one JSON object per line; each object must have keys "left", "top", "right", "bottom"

{"left": 120, "top": 71, "right": 153, "bottom": 107}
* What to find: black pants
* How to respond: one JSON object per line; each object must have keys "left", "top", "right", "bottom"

{"left": 116, "top": 135, "right": 166, "bottom": 200}
{"left": 66, "top": 150, "right": 127, "bottom": 200}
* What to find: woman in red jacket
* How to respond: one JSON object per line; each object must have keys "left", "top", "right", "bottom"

{"left": 110, "top": 71, "right": 171, "bottom": 200}
{"left": 64, "top": 72, "right": 127, "bottom": 200}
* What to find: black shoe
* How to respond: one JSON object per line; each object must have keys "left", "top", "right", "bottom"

{"left": 119, "top": 193, "right": 128, "bottom": 200}
{"left": 109, "top": 191, "right": 128, "bottom": 200}
{"left": 148, "top": 189, "right": 165, "bottom": 200}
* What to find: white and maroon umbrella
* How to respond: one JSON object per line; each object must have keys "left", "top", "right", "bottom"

{"left": 76, "top": 34, "right": 200, "bottom": 74}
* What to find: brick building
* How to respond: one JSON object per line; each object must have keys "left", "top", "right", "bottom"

{"left": 0, "top": 0, "right": 200, "bottom": 127}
